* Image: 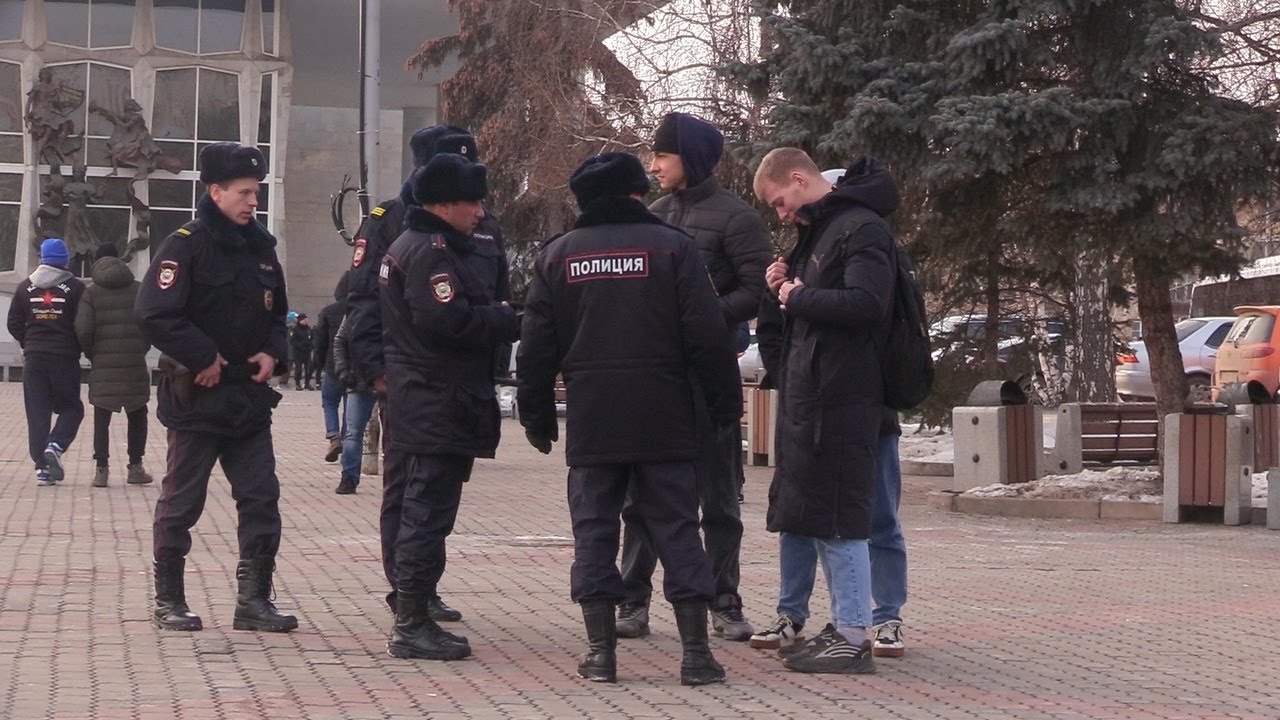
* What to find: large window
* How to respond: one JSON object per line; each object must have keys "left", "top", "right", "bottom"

{"left": 46, "top": 0, "right": 134, "bottom": 48}
{"left": 155, "top": 0, "right": 246, "bottom": 55}
{"left": 0, "top": 62, "right": 21, "bottom": 163}
{"left": 0, "top": 0, "right": 22, "bottom": 42}
{"left": 262, "top": 0, "right": 276, "bottom": 55}
{"left": 152, "top": 67, "right": 240, "bottom": 170}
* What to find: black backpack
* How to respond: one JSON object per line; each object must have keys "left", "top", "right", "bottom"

{"left": 882, "top": 244, "right": 934, "bottom": 410}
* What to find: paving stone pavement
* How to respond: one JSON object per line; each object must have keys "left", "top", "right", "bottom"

{"left": 2, "top": 383, "right": 1280, "bottom": 719}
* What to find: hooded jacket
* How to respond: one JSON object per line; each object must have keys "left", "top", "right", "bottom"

{"left": 8, "top": 264, "right": 85, "bottom": 357}
{"left": 314, "top": 273, "right": 349, "bottom": 377}
{"left": 762, "top": 158, "right": 898, "bottom": 539}
{"left": 76, "top": 256, "right": 151, "bottom": 412}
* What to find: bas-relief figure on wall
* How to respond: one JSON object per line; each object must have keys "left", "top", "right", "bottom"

{"left": 25, "top": 68, "right": 83, "bottom": 166}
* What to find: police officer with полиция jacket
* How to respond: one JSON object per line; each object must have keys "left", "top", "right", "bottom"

{"left": 135, "top": 141, "right": 298, "bottom": 636}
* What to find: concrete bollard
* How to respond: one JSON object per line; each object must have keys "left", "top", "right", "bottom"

{"left": 1269, "top": 468, "right": 1280, "bottom": 531}
{"left": 1052, "top": 403, "right": 1084, "bottom": 475}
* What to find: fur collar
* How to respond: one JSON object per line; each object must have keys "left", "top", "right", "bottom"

{"left": 196, "top": 193, "right": 276, "bottom": 252}
{"left": 573, "top": 197, "right": 684, "bottom": 233}
{"left": 404, "top": 205, "right": 475, "bottom": 254}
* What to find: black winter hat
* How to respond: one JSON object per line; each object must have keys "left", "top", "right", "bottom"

{"left": 198, "top": 142, "right": 268, "bottom": 185}
{"left": 569, "top": 153, "right": 652, "bottom": 209}
{"left": 411, "top": 153, "right": 489, "bottom": 205}
{"left": 650, "top": 112, "right": 723, "bottom": 187}
{"left": 410, "top": 125, "right": 479, "bottom": 168}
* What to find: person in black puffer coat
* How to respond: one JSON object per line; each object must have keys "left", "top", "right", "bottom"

{"left": 289, "top": 315, "right": 314, "bottom": 390}
{"left": 314, "top": 272, "right": 349, "bottom": 463}
{"left": 76, "top": 244, "right": 153, "bottom": 487}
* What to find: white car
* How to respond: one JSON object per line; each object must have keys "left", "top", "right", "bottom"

{"left": 1115, "top": 317, "right": 1235, "bottom": 400}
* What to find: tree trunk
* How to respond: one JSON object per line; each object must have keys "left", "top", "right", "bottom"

{"left": 1134, "top": 262, "right": 1188, "bottom": 468}
{"left": 983, "top": 251, "right": 1001, "bottom": 377}
{"left": 1069, "top": 255, "right": 1117, "bottom": 402}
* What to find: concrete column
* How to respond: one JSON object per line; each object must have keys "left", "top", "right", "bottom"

{"left": 1268, "top": 468, "right": 1280, "bottom": 531}
{"left": 1163, "top": 413, "right": 1183, "bottom": 523}
{"left": 1223, "top": 415, "right": 1253, "bottom": 526}
{"left": 1051, "top": 403, "right": 1083, "bottom": 475}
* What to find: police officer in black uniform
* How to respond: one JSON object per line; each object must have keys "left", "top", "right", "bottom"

{"left": 380, "top": 153, "right": 519, "bottom": 661}
{"left": 516, "top": 153, "right": 741, "bottom": 685}
{"left": 136, "top": 142, "right": 297, "bottom": 634}
{"left": 345, "top": 125, "right": 507, "bottom": 622}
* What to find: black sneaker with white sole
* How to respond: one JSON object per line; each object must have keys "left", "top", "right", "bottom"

{"left": 782, "top": 624, "right": 875, "bottom": 674}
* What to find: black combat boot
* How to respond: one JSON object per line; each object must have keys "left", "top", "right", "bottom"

{"left": 154, "top": 558, "right": 203, "bottom": 631}
{"left": 673, "top": 601, "right": 725, "bottom": 686}
{"left": 232, "top": 557, "right": 298, "bottom": 632}
{"left": 576, "top": 601, "right": 617, "bottom": 682}
{"left": 387, "top": 592, "right": 471, "bottom": 661}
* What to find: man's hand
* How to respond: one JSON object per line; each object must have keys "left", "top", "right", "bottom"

{"left": 525, "top": 425, "right": 558, "bottom": 455}
{"left": 247, "top": 352, "right": 277, "bottom": 383}
{"left": 779, "top": 278, "right": 805, "bottom": 308}
{"left": 373, "top": 375, "right": 388, "bottom": 394}
{"left": 766, "top": 257, "right": 789, "bottom": 294}
{"left": 194, "top": 354, "right": 227, "bottom": 387}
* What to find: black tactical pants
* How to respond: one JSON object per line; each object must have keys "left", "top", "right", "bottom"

{"left": 153, "top": 428, "right": 281, "bottom": 561}
{"left": 392, "top": 452, "right": 473, "bottom": 596}
{"left": 619, "top": 421, "right": 743, "bottom": 607}
{"left": 569, "top": 461, "right": 714, "bottom": 605}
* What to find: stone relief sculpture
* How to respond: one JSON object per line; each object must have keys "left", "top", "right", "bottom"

{"left": 34, "top": 164, "right": 67, "bottom": 243}
{"left": 62, "top": 165, "right": 102, "bottom": 260}
{"left": 25, "top": 68, "right": 83, "bottom": 165}
{"left": 90, "top": 98, "right": 185, "bottom": 181}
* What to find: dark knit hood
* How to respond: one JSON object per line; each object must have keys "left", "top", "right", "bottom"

{"left": 90, "top": 256, "right": 135, "bottom": 290}
{"left": 653, "top": 112, "right": 724, "bottom": 188}
{"left": 800, "top": 157, "right": 899, "bottom": 225}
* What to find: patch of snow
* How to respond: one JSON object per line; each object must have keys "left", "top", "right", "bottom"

{"left": 1253, "top": 471, "right": 1269, "bottom": 509}
{"left": 964, "top": 466, "right": 1162, "bottom": 502}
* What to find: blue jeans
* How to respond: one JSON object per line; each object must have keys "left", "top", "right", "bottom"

{"left": 340, "top": 389, "right": 377, "bottom": 484}
{"left": 777, "top": 433, "right": 907, "bottom": 626}
{"left": 321, "top": 371, "right": 345, "bottom": 439}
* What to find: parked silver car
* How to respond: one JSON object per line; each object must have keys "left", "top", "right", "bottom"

{"left": 1115, "top": 317, "right": 1235, "bottom": 400}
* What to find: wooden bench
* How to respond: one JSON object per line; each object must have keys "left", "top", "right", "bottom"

{"left": 1053, "top": 402, "right": 1159, "bottom": 473}
{"left": 741, "top": 383, "right": 777, "bottom": 467}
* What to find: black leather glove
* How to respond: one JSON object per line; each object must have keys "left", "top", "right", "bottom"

{"left": 525, "top": 424, "right": 558, "bottom": 454}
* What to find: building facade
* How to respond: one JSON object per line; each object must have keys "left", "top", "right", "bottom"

{"left": 0, "top": 0, "right": 456, "bottom": 316}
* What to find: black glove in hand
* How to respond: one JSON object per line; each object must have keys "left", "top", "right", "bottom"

{"left": 525, "top": 425, "right": 558, "bottom": 454}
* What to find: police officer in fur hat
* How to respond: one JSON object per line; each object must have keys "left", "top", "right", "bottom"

{"left": 380, "top": 153, "right": 520, "bottom": 661}
{"left": 345, "top": 125, "right": 507, "bottom": 623}
{"left": 136, "top": 141, "right": 297, "bottom": 634}
{"left": 517, "top": 152, "right": 741, "bottom": 685}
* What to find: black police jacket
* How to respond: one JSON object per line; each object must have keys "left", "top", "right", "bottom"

{"left": 346, "top": 182, "right": 508, "bottom": 385}
{"left": 7, "top": 265, "right": 85, "bottom": 358}
{"left": 379, "top": 206, "right": 519, "bottom": 458}
{"left": 517, "top": 197, "right": 742, "bottom": 466}
{"left": 135, "top": 194, "right": 288, "bottom": 437}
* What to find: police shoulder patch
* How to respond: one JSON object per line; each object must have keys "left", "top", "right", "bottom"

{"left": 157, "top": 260, "right": 179, "bottom": 290}
{"left": 175, "top": 227, "right": 192, "bottom": 236}
{"left": 430, "top": 273, "right": 455, "bottom": 303}
{"left": 352, "top": 238, "right": 368, "bottom": 268}
{"left": 371, "top": 206, "right": 386, "bottom": 218}
{"left": 565, "top": 249, "right": 650, "bottom": 284}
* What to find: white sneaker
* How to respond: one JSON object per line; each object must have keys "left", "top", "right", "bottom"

{"left": 871, "top": 620, "right": 905, "bottom": 657}
{"left": 749, "top": 614, "right": 804, "bottom": 650}
{"left": 44, "top": 443, "right": 65, "bottom": 483}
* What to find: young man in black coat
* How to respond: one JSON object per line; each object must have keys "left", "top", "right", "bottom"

{"left": 135, "top": 142, "right": 296, "bottom": 634}
{"left": 615, "top": 113, "right": 772, "bottom": 641}
{"left": 288, "top": 315, "right": 314, "bottom": 390}
{"left": 379, "top": 154, "right": 520, "bottom": 662}
{"left": 517, "top": 153, "right": 741, "bottom": 686}
{"left": 751, "top": 148, "right": 896, "bottom": 675}
{"left": 8, "top": 237, "right": 85, "bottom": 486}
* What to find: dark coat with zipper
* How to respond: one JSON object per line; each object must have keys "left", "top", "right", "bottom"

{"left": 649, "top": 176, "right": 773, "bottom": 328}
{"left": 135, "top": 194, "right": 289, "bottom": 437}
{"left": 517, "top": 198, "right": 741, "bottom": 466}
{"left": 379, "top": 206, "right": 519, "bottom": 458}
{"left": 763, "top": 158, "right": 898, "bottom": 540}
{"left": 76, "top": 256, "right": 151, "bottom": 412}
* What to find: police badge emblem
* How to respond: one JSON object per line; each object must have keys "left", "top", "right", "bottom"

{"left": 430, "top": 273, "right": 455, "bottom": 303}
{"left": 264, "top": 289, "right": 274, "bottom": 311}
{"left": 352, "top": 238, "right": 367, "bottom": 268}
{"left": 157, "top": 260, "right": 179, "bottom": 290}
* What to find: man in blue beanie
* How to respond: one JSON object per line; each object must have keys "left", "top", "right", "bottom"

{"left": 7, "top": 238, "right": 86, "bottom": 486}
{"left": 345, "top": 125, "right": 508, "bottom": 624}
{"left": 616, "top": 112, "right": 773, "bottom": 641}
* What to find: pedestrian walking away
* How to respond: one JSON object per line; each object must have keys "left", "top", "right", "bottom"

{"left": 618, "top": 112, "right": 772, "bottom": 642}
{"left": 750, "top": 150, "right": 899, "bottom": 675}
{"left": 315, "top": 272, "right": 349, "bottom": 464}
{"left": 75, "top": 243, "right": 154, "bottom": 488}
{"left": 135, "top": 141, "right": 298, "bottom": 635}
{"left": 346, "top": 124, "right": 504, "bottom": 623}
{"left": 379, "top": 152, "right": 519, "bottom": 662}
{"left": 289, "top": 314, "right": 314, "bottom": 390}
{"left": 518, "top": 152, "right": 742, "bottom": 686}
{"left": 8, "top": 237, "right": 86, "bottom": 486}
